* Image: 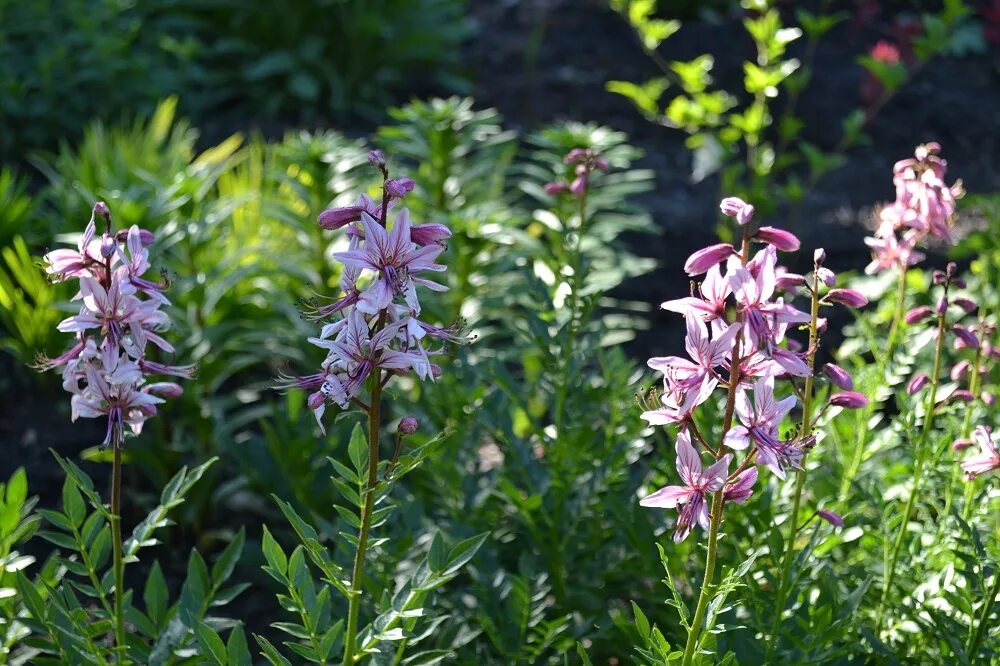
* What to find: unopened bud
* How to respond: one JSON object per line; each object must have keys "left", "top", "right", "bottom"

{"left": 904, "top": 306, "right": 933, "bottom": 325}
{"left": 816, "top": 509, "right": 844, "bottom": 527}
{"left": 544, "top": 181, "right": 568, "bottom": 196}
{"left": 952, "top": 438, "right": 974, "bottom": 451}
{"left": 318, "top": 206, "right": 363, "bottom": 230}
{"left": 907, "top": 373, "right": 929, "bottom": 394}
{"left": 100, "top": 234, "right": 117, "bottom": 258}
{"left": 307, "top": 391, "right": 325, "bottom": 410}
{"left": 825, "top": 289, "right": 868, "bottom": 308}
{"left": 829, "top": 391, "right": 869, "bottom": 409}
{"left": 385, "top": 178, "right": 415, "bottom": 198}
{"left": 755, "top": 226, "right": 801, "bottom": 252}
{"left": 822, "top": 363, "right": 854, "bottom": 390}
{"left": 93, "top": 201, "right": 111, "bottom": 221}
{"left": 719, "top": 196, "right": 754, "bottom": 225}
{"left": 813, "top": 248, "right": 826, "bottom": 267}
{"left": 368, "top": 149, "right": 386, "bottom": 169}
{"left": 398, "top": 417, "right": 419, "bottom": 435}
{"left": 953, "top": 297, "right": 978, "bottom": 314}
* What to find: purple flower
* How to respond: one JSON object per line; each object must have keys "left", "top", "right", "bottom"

{"left": 647, "top": 314, "right": 738, "bottom": 394}
{"left": 334, "top": 210, "right": 447, "bottom": 315}
{"left": 410, "top": 223, "right": 452, "bottom": 247}
{"left": 723, "top": 467, "right": 758, "bottom": 505}
{"left": 661, "top": 264, "right": 731, "bottom": 323}
{"left": 829, "top": 391, "right": 870, "bottom": 409}
{"left": 384, "top": 178, "right": 415, "bottom": 198}
{"left": 907, "top": 373, "right": 929, "bottom": 394}
{"left": 724, "top": 376, "right": 796, "bottom": 452}
{"left": 962, "top": 427, "right": 1000, "bottom": 479}
{"left": 684, "top": 243, "right": 737, "bottom": 276}
{"left": 731, "top": 248, "right": 810, "bottom": 345}
{"left": 824, "top": 289, "right": 869, "bottom": 308}
{"left": 822, "top": 363, "right": 854, "bottom": 390}
{"left": 719, "top": 196, "right": 755, "bottom": 225}
{"left": 816, "top": 509, "right": 844, "bottom": 527}
{"left": 904, "top": 306, "right": 933, "bottom": 325}
{"left": 639, "top": 430, "right": 731, "bottom": 543}
{"left": 399, "top": 417, "right": 419, "bottom": 435}
{"left": 755, "top": 226, "right": 801, "bottom": 252}
{"left": 318, "top": 206, "right": 363, "bottom": 230}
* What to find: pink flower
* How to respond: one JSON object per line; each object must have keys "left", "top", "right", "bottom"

{"left": 822, "top": 363, "right": 854, "bottom": 390}
{"left": 43, "top": 209, "right": 104, "bottom": 282}
{"left": 318, "top": 206, "right": 363, "bottom": 230}
{"left": 829, "top": 391, "right": 869, "bottom": 409}
{"left": 730, "top": 248, "right": 810, "bottom": 345}
{"left": 904, "top": 306, "right": 933, "bottom": 324}
{"left": 334, "top": 210, "right": 447, "bottom": 315}
{"left": 824, "top": 289, "right": 869, "bottom": 308}
{"left": 754, "top": 226, "right": 801, "bottom": 252}
{"left": 723, "top": 467, "right": 758, "bottom": 505}
{"left": 719, "top": 197, "right": 755, "bottom": 225}
{"left": 816, "top": 509, "right": 844, "bottom": 527}
{"left": 907, "top": 373, "right": 930, "bottom": 394}
{"left": 639, "top": 430, "right": 731, "bottom": 542}
{"left": 684, "top": 243, "right": 737, "bottom": 276}
{"left": 962, "top": 427, "right": 1000, "bottom": 479}
{"left": 647, "top": 314, "right": 739, "bottom": 393}
{"left": 410, "top": 223, "right": 452, "bottom": 247}
{"left": 724, "top": 377, "right": 796, "bottom": 453}
{"left": 661, "top": 264, "right": 731, "bottom": 323}
{"left": 641, "top": 378, "right": 715, "bottom": 427}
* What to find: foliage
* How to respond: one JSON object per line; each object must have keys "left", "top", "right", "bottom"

{"left": 0, "top": 0, "right": 471, "bottom": 162}
{"left": 608, "top": 0, "right": 972, "bottom": 223}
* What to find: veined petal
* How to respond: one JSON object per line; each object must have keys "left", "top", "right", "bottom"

{"left": 639, "top": 485, "right": 692, "bottom": 509}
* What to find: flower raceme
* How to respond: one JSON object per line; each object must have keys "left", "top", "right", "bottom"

{"left": 284, "top": 151, "right": 462, "bottom": 430}
{"left": 38, "top": 203, "right": 192, "bottom": 446}
{"left": 865, "top": 143, "right": 964, "bottom": 274}
{"left": 640, "top": 197, "right": 868, "bottom": 543}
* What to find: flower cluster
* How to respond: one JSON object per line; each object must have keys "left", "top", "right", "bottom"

{"left": 283, "top": 150, "right": 462, "bottom": 430}
{"left": 39, "top": 203, "right": 192, "bottom": 447}
{"left": 865, "top": 143, "right": 964, "bottom": 274}
{"left": 640, "top": 197, "right": 868, "bottom": 542}
{"left": 544, "top": 147, "right": 609, "bottom": 197}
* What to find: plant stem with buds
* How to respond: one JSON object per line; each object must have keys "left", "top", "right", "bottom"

{"left": 766, "top": 269, "right": 821, "bottom": 663}
{"left": 876, "top": 298, "right": 948, "bottom": 635}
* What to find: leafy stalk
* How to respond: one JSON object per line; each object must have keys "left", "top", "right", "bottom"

{"left": 876, "top": 291, "right": 949, "bottom": 634}
{"left": 111, "top": 423, "right": 127, "bottom": 664}
{"left": 766, "top": 267, "right": 821, "bottom": 662}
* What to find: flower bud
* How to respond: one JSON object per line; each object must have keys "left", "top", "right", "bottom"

{"left": 368, "top": 149, "right": 386, "bottom": 168}
{"left": 952, "top": 438, "right": 974, "bottom": 451}
{"left": 145, "top": 382, "right": 184, "bottom": 398}
{"left": 775, "top": 271, "right": 807, "bottom": 291}
{"left": 816, "top": 509, "right": 844, "bottom": 527}
{"left": 813, "top": 248, "right": 826, "bottom": 266}
{"left": 816, "top": 317, "right": 828, "bottom": 334}
{"left": 385, "top": 178, "right": 415, "bottom": 198}
{"left": 950, "top": 390, "right": 975, "bottom": 403}
{"left": 950, "top": 360, "right": 970, "bottom": 381}
{"left": 318, "top": 206, "right": 363, "bottom": 230}
{"left": 684, "top": 243, "right": 736, "bottom": 276}
{"left": 952, "top": 297, "right": 978, "bottom": 314}
{"left": 570, "top": 175, "right": 587, "bottom": 196}
{"left": 100, "top": 234, "right": 117, "bottom": 258}
{"left": 563, "top": 148, "right": 588, "bottom": 165}
{"left": 951, "top": 326, "right": 979, "bottom": 349}
{"left": 544, "top": 181, "right": 568, "bottom": 196}
{"left": 951, "top": 277, "right": 967, "bottom": 289}
{"left": 932, "top": 270, "right": 946, "bottom": 285}
{"left": 410, "top": 223, "right": 452, "bottom": 246}
{"left": 983, "top": 392, "right": 996, "bottom": 407}
{"left": 829, "top": 391, "right": 869, "bottom": 409}
{"left": 398, "top": 417, "right": 419, "bottom": 435}
{"left": 816, "top": 267, "right": 836, "bottom": 287}
{"left": 824, "top": 289, "right": 868, "bottom": 308}
{"left": 907, "top": 373, "right": 929, "bottom": 394}
{"left": 594, "top": 158, "right": 609, "bottom": 172}
{"left": 755, "top": 226, "right": 801, "bottom": 252}
{"left": 307, "top": 391, "right": 326, "bottom": 410}
{"left": 116, "top": 228, "right": 155, "bottom": 245}
{"left": 93, "top": 201, "right": 111, "bottom": 221}
{"left": 904, "top": 306, "right": 933, "bottom": 325}
{"left": 822, "top": 363, "right": 854, "bottom": 390}
{"left": 719, "top": 196, "right": 754, "bottom": 225}
{"left": 723, "top": 467, "right": 757, "bottom": 505}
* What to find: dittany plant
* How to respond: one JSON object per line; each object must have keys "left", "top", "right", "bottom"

{"left": 268, "top": 150, "right": 486, "bottom": 665}
{"left": 23, "top": 202, "right": 248, "bottom": 664}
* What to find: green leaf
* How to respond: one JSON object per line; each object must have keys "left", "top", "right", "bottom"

{"left": 227, "top": 624, "right": 253, "bottom": 665}
{"left": 195, "top": 621, "right": 228, "bottom": 665}
{"left": 255, "top": 634, "right": 293, "bottom": 666}
{"left": 348, "top": 424, "right": 367, "bottom": 476}
{"left": 606, "top": 79, "right": 668, "bottom": 119}
{"left": 179, "top": 550, "right": 210, "bottom": 626}
{"left": 6, "top": 467, "right": 27, "bottom": 509}
{"left": 144, "top": 560, "right": 168, "bottom": 627}
{"left": 443, "top": 532, "right": 488, "bottom": 575}
{"left": 261, "top": 525, "right": 288, "bottom": 577}
{"left": 211, "top": 528, "right": 246, "bottom": 584}
{"left": 427, "top": 532, "right": 446, "bottom": 573}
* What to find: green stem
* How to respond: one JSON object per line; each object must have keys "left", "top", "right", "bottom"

{"left": 765, "top": 271, "right": 821, "bottom": 662}
{"left": 680, "top": 492, "right": 726, "bottom": 666}
{"left": 960, "top": 334, "right": 985, "bottom": 523}
{"left": 838, "top": 265, "right": 908, "bottom": 502}
{"left": 876, "top": 300, "right": 948, "bottom": 636}
{"left": 343, "top": 375, "right": 383, "bottom": 666}
{"left": 968, "top": 568, "right": 1000, "bottom": 660}
{"left": 111, "top": 426, "right": 127, "bottom": 664}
